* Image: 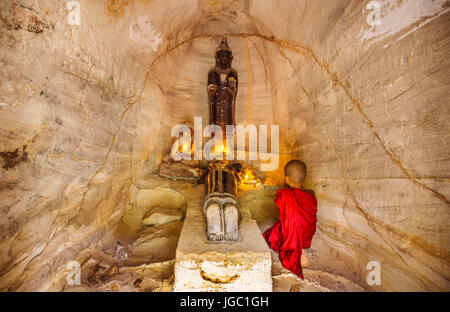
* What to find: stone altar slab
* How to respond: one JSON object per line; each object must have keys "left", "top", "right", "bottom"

{"left": 173, "top": 185, "right": 272, "bottom": 292}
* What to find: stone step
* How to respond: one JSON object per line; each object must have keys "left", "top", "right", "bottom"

{"left": 173, "top": 185, "right": 273, "bottom": 292}
{"left": 132, "top": 221, "right": 183, "bottom": 263}
{"left": 269, "top": 249, "right": 364, "bottom": 292}
{"left": 142, "top": 207, "right": 183, "bottom": 226}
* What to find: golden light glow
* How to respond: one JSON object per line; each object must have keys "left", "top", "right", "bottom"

{"left": 180, "top": 142, "right": 189, "bottom": 153}
{"left": 212, "top": 141, "right": 231, "bottom": 155}
{"left": 239, "top": 167, "right": 263, "bottom": 190}
{"left": 176, "top": 140, "right": 193, "bottom": 155}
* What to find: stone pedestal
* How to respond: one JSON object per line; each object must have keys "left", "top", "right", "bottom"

{"left": 173, "top": 185, "right": 272, "bottom": 292}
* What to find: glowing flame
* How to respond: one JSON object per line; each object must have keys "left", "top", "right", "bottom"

{"left": 212, "top": 142, "right": 231, "bottom": 155}
{"left": 180, "top": 142, "right": 189, "bottom": 153}
{"left": 239, "top": 167, "right": 263, "bottom": 190}
{"left": 175, "top": 140, "right": 193, "bottom": 155}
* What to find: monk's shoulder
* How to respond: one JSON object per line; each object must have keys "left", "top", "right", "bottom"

{"left": 275, "top": 188, "right": 289, "bottom": 202}
{"left": 302, "top": 189, "right": 318, "bottom": 210}
{"left": 276, "top": 188, "right": 290, "bottom": 196}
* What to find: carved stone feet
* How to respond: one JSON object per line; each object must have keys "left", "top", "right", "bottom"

{"left": 224, "top": 203, "right": 238, "bottom": 241}
{"left": 205, "top": 202, "right": 224, "bottom": 241}
{"left": 204, "top": 196, "right": 239, "bottom": 242}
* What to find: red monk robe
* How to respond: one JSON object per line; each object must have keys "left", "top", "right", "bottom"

{"left": 263, "top": 187, "right": 318, "bottom": 279}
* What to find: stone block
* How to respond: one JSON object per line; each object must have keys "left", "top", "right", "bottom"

{"left": 142, "top": 207, "right": 183, "bottom": 226}
{"left": 173, "top": 185, "right": 272, "bottom": 292}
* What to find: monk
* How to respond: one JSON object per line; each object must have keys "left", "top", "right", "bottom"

{"left": 263, "top": 160, "right": 318, "bottom": 279}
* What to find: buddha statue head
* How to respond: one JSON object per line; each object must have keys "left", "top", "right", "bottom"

{"left": 215, "top": 38, "right": 233, "bottom": 70}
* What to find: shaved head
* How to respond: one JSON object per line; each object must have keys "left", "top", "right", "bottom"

{"left": 284, "top": 160, "right": 307, "bottom": 184}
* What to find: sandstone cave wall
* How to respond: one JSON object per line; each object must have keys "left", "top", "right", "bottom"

{"left": 247, "top": 0, "right": 450, "bottom": 291}
{"left": 0, "top": 0, "right": 177, "bottom": 290}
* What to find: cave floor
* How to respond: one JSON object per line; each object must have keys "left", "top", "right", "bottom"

{"left": 63, "top": 248, "right": 363, "bottom": 292}
{"left": 62, "top": 175, "right": 364, "bottom": 292}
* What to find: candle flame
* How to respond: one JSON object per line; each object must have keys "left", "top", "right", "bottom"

{"left": 212, "top": 142, "right": 230, "bottom": 155}
{"left": 239, "top": 167, "right": 263, "bottom": 190}
{"left": 177, "top": 141, "right": 193, "bottom": 154}
{"left": 180, "top": 142, "right": 189, "bottom": 153}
